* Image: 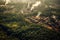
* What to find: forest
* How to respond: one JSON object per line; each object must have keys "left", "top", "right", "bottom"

{"left": 0, "top": 0, "right": 60, "bottom": 40}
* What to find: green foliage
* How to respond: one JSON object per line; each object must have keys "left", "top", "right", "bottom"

{"left": 0, "top": 1, "right": 60, "bottom": 40}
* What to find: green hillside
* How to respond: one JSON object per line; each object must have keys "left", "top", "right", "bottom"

{"left": 0, "top": 0, "right": 60, "bottom": 40}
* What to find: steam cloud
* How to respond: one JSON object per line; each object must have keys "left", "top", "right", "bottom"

{"left": 30, "top": 1, "right": 41, "bottom": 11}
{"left": 4, "top": 0, "right": 11, "bottom": 5}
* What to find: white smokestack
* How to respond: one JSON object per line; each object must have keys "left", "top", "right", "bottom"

{"left": 30, "top": 1, "right": 41, "bottom": 11}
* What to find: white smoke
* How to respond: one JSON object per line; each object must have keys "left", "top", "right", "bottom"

{"left": 36, "top": 12, "right": 42, "bottom": 18}
{"left": 27, "top": 3, "right": 31, "bottom": 8}
{"left": 30, "top": 1, "right": 41, "bottom": 11}
{"left": 4, "top": 0, "right": 11, "bottom": 5}
{"left": 52, "top": 15, "right": 56, "bottom": 19}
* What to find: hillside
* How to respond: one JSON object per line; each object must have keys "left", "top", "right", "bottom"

{"left": 0, "top": 0, "right": 60, "bottom": 40}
